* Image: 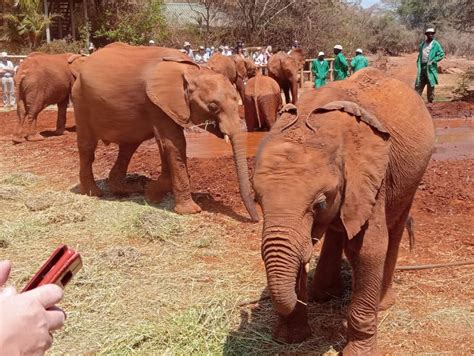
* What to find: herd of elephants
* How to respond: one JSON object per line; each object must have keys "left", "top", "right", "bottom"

{"left": 12, "top": 43, "right": 435, "bottom": 354}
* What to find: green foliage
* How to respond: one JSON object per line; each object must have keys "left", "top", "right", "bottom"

{"left": 36, "top": 39, "right": 83, "bottom": 54}
{"left": 93, "top": 0, "right": 168, "bottom": 45}
{"left": 453, "top": 67, "right": 474, "bottom": 100}
{"left": 1, "top": 0, "right": 56, "bottom": 49}
{"left": 367, "top": 14, "right": 417, "bottom": 55}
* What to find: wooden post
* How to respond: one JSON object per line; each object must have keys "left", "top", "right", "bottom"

{"left": 44, "top": 0, "right": 51, "bottom": 43}
{"left": 70, "top": 0, "right": 76, "bottom": 40}
{"left": 83, "top": 0, "right": 89, "bottom": 48}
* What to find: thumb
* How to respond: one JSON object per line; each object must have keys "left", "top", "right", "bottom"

{"left": 0, "top": 261, "right": 12, "bottom": 286}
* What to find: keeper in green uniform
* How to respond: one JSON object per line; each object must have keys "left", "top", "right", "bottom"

{"left": 415, "top": 28, "right": 445, "bottom": 103}
{"left": 311, "top": 51, "right": 329, "bottom": 88}
{"left": 351, "top": 48, "right": 369, "bottom": 73}
{"left": 333, "top": 44, "right": 349, "bottom": 80}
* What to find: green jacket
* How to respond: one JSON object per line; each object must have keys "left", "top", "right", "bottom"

{"left": 311, "top": 59, "right": 329, "bottom": 88}
{"left": 333, "top": 52, "right": 348, "bottom": 80}
{"left": 416, "top": 40, "right": 445, "bottom": 87}
{"left": 351, "top": 54, "right": 368, "bottom": 73}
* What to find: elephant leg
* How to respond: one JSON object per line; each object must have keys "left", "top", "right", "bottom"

{"left": 244, "top": 96, "right": 257, "bottom": 131}
{"left": 282, "top": 83, "right": 291, "bottom": 104}
{"left": 25, "top": 112, "right": 44, "bottom": 142}
{"left": 54, "top": 97, "right": 69, "bottom": 135}
{"left": 147, "top": 124, "right": 200, "bottom": 214}
{"left": 311, "top": 227, "right": 344, "bottom": 302}
{"left": 13, "top": 100, "right": 27, "bottom": 143}
{"left": 145, "top": 134, "right": 173, "bottom": 202}
{"left": 272, "top": 264, "right": 312, "bottom": 344}
{"left": 290, "top": 79, "right": 298, "bottom": 105}
{"left": 343, "top": 197, "right": 388, "bottom": 355}
{"left": 379, "top": 204, "right": 412, "bottom": 311}
{"left": 108, "top": 142, "right": 141, "bottom": 195}
{"left": 77, "top": 128, "right": 102, "bottom": 197}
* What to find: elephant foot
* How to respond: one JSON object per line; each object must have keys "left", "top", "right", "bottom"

{"left": 26, "top": 133, "right": 44, "bottom": 142}
{"left": 81, "top": 185, "right": 103, "bottom": 197}
{"left": 343, "top": 338, "right": 380, "bottom": 356}
{"left": 378, "top": 287, "right": 396, "bottom": 311}
{"left": 311, "top": 277, "right": 343, "bottom": 302}
{"left": 145, "top": 177, "right": 172, "bottom": 204}
{"left": 272, "top": 310, "right": 312, "bottom": 344}
{"left": 174, "top": 199, "right": 201, "bottom": 215}
{"left": 12, "top": 135, "right": 26, "bottom": 144}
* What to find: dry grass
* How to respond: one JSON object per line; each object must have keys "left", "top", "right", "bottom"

{"left": 0, "top": 171, "right": 472, "bottom": 355}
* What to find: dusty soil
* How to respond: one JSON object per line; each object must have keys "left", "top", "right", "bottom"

{"left": 0, "top": 57, "right": 473, "bottom": 354}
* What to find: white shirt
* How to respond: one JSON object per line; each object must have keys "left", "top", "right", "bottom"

{"left": 0, "top": 60, "right": 14, "bottom": 78}
{"left": 422, "top": 41, "right": 433, "bottom": 64}
{"left": 223, "top": 50, "right": 233, "bottom": 56}
{"left": 254, "top": 53, "right": 266, "bottom": 65}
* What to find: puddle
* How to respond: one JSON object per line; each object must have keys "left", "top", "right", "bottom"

{"left": 185, "top": 118, "right": 473, "bottom": 161}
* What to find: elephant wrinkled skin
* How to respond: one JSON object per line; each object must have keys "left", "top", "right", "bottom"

{"left": 13, "top": 52, "right": 87, "bottom": 143}
{"left": 267, "top": 48, "right": 305, "bottom": 105}
{"left": 72, "top": 43, "right": 259, "bottom": 221}
{"left": 253, "top": 68, "right": 435, "bottom": 354}
{"left": 244, "top": 73, "right": 282, "bottom": 131}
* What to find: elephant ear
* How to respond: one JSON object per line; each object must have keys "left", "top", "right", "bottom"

{"left": 146, "top": 60, "right": 199, "bottom": 128}
{"left": 67, "top": 54, "right": 85, "bottom": 78}
{"left": 312, "top": 100, "right": 391, "bottom": 239}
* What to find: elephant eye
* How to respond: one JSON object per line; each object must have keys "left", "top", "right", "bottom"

{"left": 311, "top": 195, "right": 327, "bottom": 213}
{"left": 208, "top": 102, "right": 220, "bottom": 113}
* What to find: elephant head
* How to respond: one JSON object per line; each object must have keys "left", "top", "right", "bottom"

{"left": 67, "top": 54, "right": 88, "bottom": 79}
{"left": 146, "top": 58, "right": 259, "bottom": 221}
{"left": 253, "top": 101, "right": 390, "bottom": 336}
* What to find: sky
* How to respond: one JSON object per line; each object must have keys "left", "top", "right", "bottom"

{"left": 361, "top": 0, "right": 380, "bottom": 8}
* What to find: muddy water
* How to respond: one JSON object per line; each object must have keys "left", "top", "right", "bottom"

{"left": 186, "top": 118, "right": 473, "bottom": 161}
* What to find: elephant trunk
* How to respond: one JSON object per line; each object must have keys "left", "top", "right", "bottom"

{"left": 262, "top": 226, "right": 305, "bottom": 316}
{"left": 230, "top": 132, "right": 259, "bottom": 222}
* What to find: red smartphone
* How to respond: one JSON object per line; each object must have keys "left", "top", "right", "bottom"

{"left": 22, "top": 245, "right": 82, "bottom": 292}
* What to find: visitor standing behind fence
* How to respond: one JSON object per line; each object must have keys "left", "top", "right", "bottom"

{"left": 351, "top": 48, "right": 369, "bottom": 73}
{"left": 312, "top": 52, "right": 329, "bottom": 88}
{"left": 333, "top": 45, "right": 349, "bottom": 81}
{"left": 0, "top": 52, "right": 15, "bottom": 107}
{"left": 415, "top": 28, "right": 445, "bottom": 103}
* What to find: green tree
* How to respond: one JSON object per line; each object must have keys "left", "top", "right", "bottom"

{"left": 1, "top": 0, "right": 56, "bottom": 49}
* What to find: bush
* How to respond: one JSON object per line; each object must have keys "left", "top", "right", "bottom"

{"left": 35, "top": 40, "right": 84, "bottom": 54}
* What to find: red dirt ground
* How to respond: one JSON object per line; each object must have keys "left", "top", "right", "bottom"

{"left": 0, "top": 104, "right": 472, "bottom": 353}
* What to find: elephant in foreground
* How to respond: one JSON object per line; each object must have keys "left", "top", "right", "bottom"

{"left": 207, "top": 53, "right": 257, "bottom": 102}
{"left": 252, "top": 68, "right": 434, "bottom": 354}
{"left": 72, "top": 43, "right": 259, "bottom": 221}
{"left": 13, "top": 52, "right": 87, "bottom": 143}
{"left": 244, "top": 73, "right": 282, "bottom": 131}
{"left": 267, "top": 48, "right": 305, "bottom": 105}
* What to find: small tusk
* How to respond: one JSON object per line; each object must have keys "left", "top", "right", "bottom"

{"left": 296, "top": 299, "right": 307, "bottom": 306}
{"left": 224, "top": 135, "right": 230, "bottom": 144}
{"left": 305, "top": 263, "right": 310, "bottom": 273}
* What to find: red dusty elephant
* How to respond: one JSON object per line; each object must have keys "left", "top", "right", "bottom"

{"left": 13, "top": 52, "right": 87, "bottom": 143}
{"left": 244, "top": 73, "right": 282, "bottom": 131}
{"left": 252, "top": 68, "right": 435, "bottom": 354}
{"left": 207, "top": 53, "right": 257, "bottom": 102}
{"left": 72, "top": 43, "right": 259, "bottom": 221}
{"left": 267, "top": 48, "right": 305, "bottom": 105}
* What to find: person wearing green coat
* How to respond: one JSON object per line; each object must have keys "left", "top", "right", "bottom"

{"left": 351, "top": 48, "right": 369, "bottom": 73}
{"left": 333, "top": 44, "right": 349, "bottom": 80}
{"left": 311, "top": 51, "right": 329, "bottom": 88}
{"left": 415, "top": 28, "right": 445, "bottom": 103}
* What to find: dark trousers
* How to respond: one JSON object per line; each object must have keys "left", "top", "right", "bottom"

{"left": 416, "top": 64, "right": 435, "bottom": 103}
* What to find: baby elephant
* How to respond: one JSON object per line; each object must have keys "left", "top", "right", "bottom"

{"left": 244, "top": 73, "right": 282, "bottom": 131}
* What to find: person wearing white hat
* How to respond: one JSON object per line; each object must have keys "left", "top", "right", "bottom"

{"left": 415, "top": 28, "right": 445, "bottom": 103}
{"left": 194, "top": 46, "right": 206, "bottom": 63}
{"left": 333, "top": 45, "right": 349, "bottom": 80}
{"left": 311, "top": 51, "right": 329, "bottom": 88}
{"left": 223, "top": 46, "right": 232, "bottom": 56}
{"left": 0, "top": 52, "right": 15, "bottom": 107}
{"left": 351, "top": 48, "right": 369, "bottom": 73}
{"left": 183, "top": 41, "right": 194, "bottom": 60}
{"left": 148, "top": 40, "right": 155, "bottom": 46}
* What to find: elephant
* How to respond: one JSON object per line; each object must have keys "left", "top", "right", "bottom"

{"left": 207, "top": 53, "right": 257, "bottom": 102}
{"left": 13, "top": 52, "right": 87, "bottom": 143}
{"left": 252, "top": 68, "right": 435, "bottom": 354}
{"left": 267, "top": 48, "right": 305, "bottom": 105}
{"left": 72, "top": 43, "right": 259, "bottom": 221}
{"left": 243, "top": 73, "right": 282, "bottom": 131}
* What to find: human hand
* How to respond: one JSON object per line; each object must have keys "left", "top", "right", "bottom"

{"left": 0, "top": 261, "right": 65, "bottom": 355}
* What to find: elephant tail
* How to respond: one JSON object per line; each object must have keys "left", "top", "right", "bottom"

{"left": 15, "top": 73, "right": 26, "bottom": 119}
{"left": 252, "top": 78, "right": 262, "bottom": 129}
{"left": 406, "top": 215, "right": 415, "bottom": 251}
